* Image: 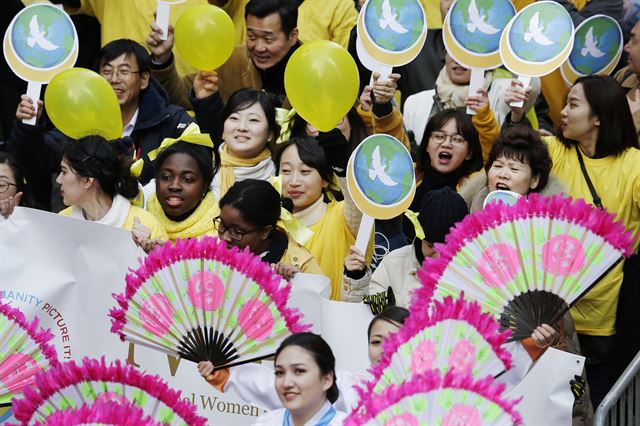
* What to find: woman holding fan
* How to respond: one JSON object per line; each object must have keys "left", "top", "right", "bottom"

{"left": 252, "top": 333, "right": 346, "bottom": 426}
{"left": 505, "top": 74, "right": 640, "bottom": 406}
{"left": 197, "top": 307, "right": 410, "bottom": 413}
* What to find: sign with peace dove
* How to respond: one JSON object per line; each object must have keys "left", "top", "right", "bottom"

{"left": 3, "top": 3, "right": 78, "bottom": 125}
{"left": 499, "top": 1, "right": 574, "bottom": 107}
{"left": 443, "top": 0, "right": 515, "bottom": 114}
{"left": 560, "top": 15, "right": 623, "bottom": 86}
{"left": 347, "top": 134, "right": 415, "bottom": 253}
{"left": 356, "top": 0, "right": 427, "bottom": 83}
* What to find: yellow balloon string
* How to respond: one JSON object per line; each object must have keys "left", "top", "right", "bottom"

{"left": 275, "top": 107, "right": 297, "bottom": 143}
{"left": 269, "top": 176, "right": 314, "bottom": 246}
{"left": 404, "top": 209, "right": 425, "bottom": 240}
{"left": 147, "top": 123, "right": 214, "bottom": 161}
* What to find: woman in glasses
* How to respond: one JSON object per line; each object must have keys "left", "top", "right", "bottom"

{"left": 0, "top": 153, "right": 32, "bottom": 219}
{"left": 215, "top": 179, "right": 322, "bottom": 280}
{"left": 403, "top": 109, "right": 484, "bottom": 240}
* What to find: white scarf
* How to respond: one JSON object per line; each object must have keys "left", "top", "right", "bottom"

{"left": 293, "top": 195, "right": 327, "bottom": 228}
{"left": 210, "top": 156, "right": 276, "bottom": 199}
{"left": 69, "top": 194, "right": 131, "bottom": 228}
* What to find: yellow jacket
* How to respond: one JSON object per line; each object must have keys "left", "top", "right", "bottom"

{"left": 63, "top": 0, "right": 247, "bottom": 77}
{"left": 59, "top": 204, "right": 168, "bottom": 240}
{"left": 281, "top": 235, "right": 325, "bottom": 276}
{"left": 542, "top": 136, "right": 640, "bottom": 336}
{"left": 356, "top": 105, "right": 411, "bottom": 150}
{"left": 297, "top": 0, "right": 358, "bottom": 49}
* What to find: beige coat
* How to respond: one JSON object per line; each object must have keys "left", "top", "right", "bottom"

{"left": 341, "top": 244, "right": 422, "bottom": 307}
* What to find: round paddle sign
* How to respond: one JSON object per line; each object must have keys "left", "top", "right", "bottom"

{"left": 444, "top": 0, "right": 515, "bottom": 69}
{"left": 561, "top": 15, "right": 623, "bottom": 85}
{"left": 357, "top": 0, "right": 427, "bottom": 66}
{"left": 500, "top": 1, "right": 574, "bottom": 77}
{"left": 3, "top": 4, "right": 78, "bottom": 83}
{"left": 347, "top": 134, "right": 415, "bottom": 219}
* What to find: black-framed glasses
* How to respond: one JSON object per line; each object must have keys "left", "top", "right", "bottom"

{"left": 0, "top": 181, "right": 17, "bottom": 194}
{"left": 213, "top": 216, "right": 258, "bottom": 241}
{"left": 99, "top": 67, "right": 141, "bottom": 79}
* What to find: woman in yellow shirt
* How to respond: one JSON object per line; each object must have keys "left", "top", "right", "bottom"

{"left": 216, "top": 179, "right": 323, "bottom": 280}
{"left": 506, "top": 74, "right": 640, "bottom": 407}
{"left": 275, "top": 133, "right": 362, "bottom": 300}
{"left": 56, "top": 136, "right": 166, "bottom": 240}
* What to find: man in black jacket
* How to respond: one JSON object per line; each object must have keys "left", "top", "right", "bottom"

{"left": 7, "top": 39, "right": 222, "bottom": 209}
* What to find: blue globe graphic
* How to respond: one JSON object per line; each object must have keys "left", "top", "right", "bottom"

{"left": 363, "top": 0, "right": 424, "bottom": 52}
{"left": 569, "top": 19, "right": 621, "bottom": 74}
{"left": 353, "top": 136, "right": 414, "bottom": 206}
{"left": 449, "top": 0, "right": 514, "bottom": 54}
{"left": 11, "top": 6, "right": 75, "bottom": 69}
{"left": 509, "top": 4, "right": 573, "bottom": 62}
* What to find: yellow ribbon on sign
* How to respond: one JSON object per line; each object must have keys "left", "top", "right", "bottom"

{"left": 147, "top": 123, "right": 214, "bottom": 161}
{"left": 404, "top": 209, "right": 425, "bottom": 240}
{"left": 275, "top": 107, "right": 298, "bottom": 143}
{"left": 269, "top": 176, "right": 314, "bottom": 246}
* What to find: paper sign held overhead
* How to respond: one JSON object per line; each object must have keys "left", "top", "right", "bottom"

{"left": 3, "top": 4, "right": 78, "bottom": 125}
{"left": 560, "top": 15, "right": 623, "bottom": 86}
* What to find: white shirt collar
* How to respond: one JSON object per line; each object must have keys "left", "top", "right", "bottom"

{"left": 122, "top": 108, "right": 139, "bottom": 137}
{"left": 293, "top": 196, "right": 327, "bottom": 227}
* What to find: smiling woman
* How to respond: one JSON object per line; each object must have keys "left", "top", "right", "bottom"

{"left": 253, "top": 333, "right": 346, "bottom": 426}
{"left": 211, "top": 89, "right": 280, "bottom": 200}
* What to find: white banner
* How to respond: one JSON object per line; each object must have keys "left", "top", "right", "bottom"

{"left": 0, "top": 208, "right": 371, "bottom": 423}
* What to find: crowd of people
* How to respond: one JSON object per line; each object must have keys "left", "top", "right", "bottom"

{"left": 2, "top": 0, "right": 640, "bottom": 424}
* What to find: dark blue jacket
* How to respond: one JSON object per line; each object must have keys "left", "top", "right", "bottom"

{"left": 7, "top": 78, "right": 223, "bottom": 207}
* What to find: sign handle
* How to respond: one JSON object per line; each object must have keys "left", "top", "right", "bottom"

{"left": 509, "top": 75, "right": 531, "bottom": 109}
{"left": 23, "top": 82, "right": 42, "bottom": 126}
{"left": 466, "top": 67, "right": 485, "bottom": 116}
{"left": 369, "top": 64, "right": 393, "bottom": 86}
{"left": 156, "top": 0, "right": 172, "bottom": 41}
{"left": 355, "top": 213, "right": 375, "bottom": 255}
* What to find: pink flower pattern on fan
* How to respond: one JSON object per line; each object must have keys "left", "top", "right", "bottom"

{"left": 542, "top": 235, "right": 585, "bottom": 276}
{"left": 94, "top": 391, "right": 130, "bottom": 405}
{"left": 410, "top": 340, "right": 436, "bottom": 375}
{"left": 448, "top": 339, "right": 476, "bottom": 375}
{"left": 238, "top": 299, "right": 275, "bottom": 341}
{"left": 477, "top": 243, "right": 520, "bottom": 287}
{"left": 0, "top": 353, "right": 39, "bottom": 392}
{"left": 385, "top": 413, "right": 420, "bottom": 426}
{"left": 139, "top": 294, "right": 173, "bottom": 336}
{"left": 442, "top": 404, "right": 481, "bottom": 426}
{"left": 187, "top": 271, "right": 224, "bottom": 310}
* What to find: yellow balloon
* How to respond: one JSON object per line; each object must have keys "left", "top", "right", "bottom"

{"left": 44, "top": 68, "right": 122, "bottom": 140}
{"left": 174, "top": 5, "right": 236, "bottom": 71}
{"left": 284, "top": 41, "right": 359, "bottom": 132}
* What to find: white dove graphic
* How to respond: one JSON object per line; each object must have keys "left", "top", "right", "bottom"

{"left": 27, "top": 15, "right": 60, "bottom": 51}
{"left": 581, "top": 27, "right": 605, "bottom": 58}
{"left": 379, "top": 0, "right": 408, "bottom": 34}
{"left": 466, "top": 0, "right": 499, "bottom": 35}
{"left": 523, "top": 12, "right": 553, "bottom": 46}
{"left": 368, "top": 146, "right": 398, "bottom": 187}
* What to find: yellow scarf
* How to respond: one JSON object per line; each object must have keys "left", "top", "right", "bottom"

{"left": 219, "top": 145, "right": 272, "bottom": 198}
{"left": 146, "top": 192, "right": 219, "bottom": 241}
